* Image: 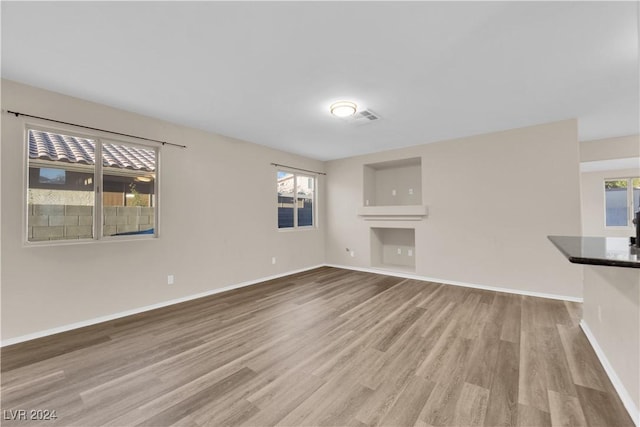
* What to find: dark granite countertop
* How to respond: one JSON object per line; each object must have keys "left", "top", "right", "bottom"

{"left": 548, "top": 236, "right": 640, "bottom": 269}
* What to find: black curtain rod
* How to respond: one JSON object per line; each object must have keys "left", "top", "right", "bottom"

{"left": 271, "top": 163, "right": 326, "bottom": 176}
{"left": 6, "top": 110, "right": 187, "bottom": 149}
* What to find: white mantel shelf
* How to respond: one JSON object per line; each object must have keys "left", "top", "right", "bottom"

{"left": 357, "top": 205, "right": 428, "bottom": 221}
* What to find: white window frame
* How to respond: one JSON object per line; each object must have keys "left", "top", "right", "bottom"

{"left": 603, "top": 176, "right": 639, "bottom": 229}
{"left": 277, "top": 169, "right": 317, "bottom": 230}
{"left": 24, "top": 124, "right": 160, "bottom": 245}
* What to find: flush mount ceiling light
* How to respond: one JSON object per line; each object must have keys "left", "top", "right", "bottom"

{"left": 330, "top": 101, "right": 357, "bottom": 118}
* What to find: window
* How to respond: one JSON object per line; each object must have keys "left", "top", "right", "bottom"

{"left": 277, "top": 170, "right": 315, "bottom": 229}
{"left": 101, "top": 141, "right": 157, "bottom": 237}
{"left": 605, "top": 177, "right": 640, "bottom": 227}
{"left": 27, "top": 128, "right": 158, "bottom": 242}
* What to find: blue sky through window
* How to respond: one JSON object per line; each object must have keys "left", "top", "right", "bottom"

{"left": 39, "top": 168, "right": 66, "bottom": 184}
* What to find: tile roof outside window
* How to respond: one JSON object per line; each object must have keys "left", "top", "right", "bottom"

{"left": 28, "top": 129, "right": 155, "bottom": 171}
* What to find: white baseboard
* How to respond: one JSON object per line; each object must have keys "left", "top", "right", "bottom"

{"left": 580, "top": 320, "right": 639, "bottom": 426}
{"left": 1, "top": 263, "right": 583, "bottom": 347}
{"left": 0, "top": 264, "right": 324, "bottom": 347}
{"left": 325, "top": 264, "right": 583, "bottom": 303}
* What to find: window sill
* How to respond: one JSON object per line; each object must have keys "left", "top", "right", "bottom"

{"left": 277, "top": 226, "right": 319, "bottom": 233}
{"left": 24, "top": 235, "right": 158, "bottom": 248}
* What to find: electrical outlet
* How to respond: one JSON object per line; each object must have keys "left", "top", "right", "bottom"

{"left": 392, "top": 189, "right": 397, "bottom": 196}
{"left": 271, "top": 257, "right": 276, "bottom": 265}
{"left": 397, "top": 248, "right": 402, "bottom": 255}
{"left": 408, "top": 188, "right": 413, "bottom": 195}
{"left": 350, "top": 250, "right": 355, "bottom": 257}
{"left": 408, "top": 249, "right": 413, "bottom": 257}
{"left": 167, "top": 275, "right": 174, "bottom": 285}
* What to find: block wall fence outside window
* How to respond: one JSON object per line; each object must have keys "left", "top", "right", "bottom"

{"left": 604, "top": 177, "right": 640, "bottom": 228}
{"left": 277, "top": 170, "right": 316, "bottom": 230}
{"left": 25, "top": 128, "right": 159, "bottom": 244}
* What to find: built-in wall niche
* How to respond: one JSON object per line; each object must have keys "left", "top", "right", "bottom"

{"left": 363, "top": 157, "right": 422, "bottom": 206}
{"left": 370, "top": 227, "right": 416, "bottom": 272}
{"left": 359, "top": 157, "right": 427, "bottom": 220}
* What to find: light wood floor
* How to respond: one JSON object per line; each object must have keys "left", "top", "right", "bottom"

{"left": 1, "top": 267, "right": 633, "bottom": 426}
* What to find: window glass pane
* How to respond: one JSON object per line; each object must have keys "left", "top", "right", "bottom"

{"left": 297, "top": 175, "right": 314, "bottom": 227}
{"left": 605, "top": 180, "right": 628, "bottom": 226}
{"left": 633, "top": 178, "right": 640, "bottom": 217}
{"left": 277, "top": 171, "right": 295, "bottom": 228}
{"left": 102, "top": 142, "right": 156, "bottom": 237}
{"left": 27, "top": 130, "right": 95, "bottom": 242}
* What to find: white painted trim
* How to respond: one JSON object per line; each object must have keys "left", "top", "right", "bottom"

{"left": 2, "top": 263, "right": 583, "bottom": 347}
{"left": 580, "top": 319, "right": 639, "bottom": 426}
{"left": 357, "top": 205, "right": 428, "bottom": 221}
{"left": 324, "top": 264, "right": 583, "bottom": 302}
{"left": 0, "top": 264, "right": 324, "bottom": 347}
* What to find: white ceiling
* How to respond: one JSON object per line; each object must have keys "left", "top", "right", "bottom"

{"left": 2, "top": 1, "right": 638, "bottom": 161}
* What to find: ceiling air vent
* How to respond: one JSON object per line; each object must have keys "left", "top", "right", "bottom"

{"left": 357, "top": 109, "right": 380, "bottom": 121}
{"left": 346, "top": 109, "right": 381, "bottom": 126}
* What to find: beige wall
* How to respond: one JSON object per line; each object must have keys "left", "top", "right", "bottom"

{"left": 583, "top": 266, "right": 640, "bottom": 417}
{"left": 1, "top": 79, "right": 325, "bottom": 340}
{"left": 580, "top": 134, "right": 640, "bottom": 162}
{"left": 325, "top": 120, "right": 583, "bottom": 298}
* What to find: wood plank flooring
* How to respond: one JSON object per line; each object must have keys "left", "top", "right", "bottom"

{"left": 1, "top": 267, "right": 633, "bottom": 426}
